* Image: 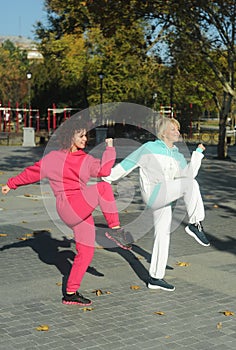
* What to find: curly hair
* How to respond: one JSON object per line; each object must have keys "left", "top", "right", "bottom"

{"left": 56, "top": 116, "right": 87, "bottom": 150}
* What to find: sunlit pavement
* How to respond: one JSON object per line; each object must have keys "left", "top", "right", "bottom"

{"left": 0, "top": 144, "right": 235, "bottom": 350}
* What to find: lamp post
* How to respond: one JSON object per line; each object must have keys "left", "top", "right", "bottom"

{"left": 170, "top": 74, "right": 174, "bottom": 117}
{"left": 152, "top": 93, "right": 158, "bottom": 133}
{"left": 98, "top": 72, "right": 104, "bottom": 125}
{"left": 26, "top": 72, "right": 32, "bottom": 126}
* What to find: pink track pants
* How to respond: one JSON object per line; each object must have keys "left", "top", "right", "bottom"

{"left": 56, "top": 181, "right": 120, "bottom": 292}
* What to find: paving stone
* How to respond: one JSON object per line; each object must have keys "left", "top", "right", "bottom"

{"left": 0, "top": 145, "right": 235, "bottom": 349}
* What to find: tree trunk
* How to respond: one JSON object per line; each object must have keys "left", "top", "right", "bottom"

{"left": 217, "top": 114, "right": 227, "bottom": 159}
{"left": 217, "top": 92, "right": 232, "bottom": 159}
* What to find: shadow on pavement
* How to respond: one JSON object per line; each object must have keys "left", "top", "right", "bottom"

{"left": 95, "top": 225, "right": 150, "bottom": 284}
{"left": 0, "top": 146, "right": 45, "bottom": 171}
{"left": 206, "top": 233, "right": 236, "bottom": 256}
{"left": 0, "top": 230, "right": 75, "bottom": 274}
{"left": 0, "top": 229, "right": 105, "bottom": 294}
{"left": 105, "top": 246, "right": 150, "bottom": 284}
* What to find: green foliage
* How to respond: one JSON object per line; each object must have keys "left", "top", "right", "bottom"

{"left": 1, "top": 0, "right": 236, "bottom": 158}
{"left": 35, "top": 4, "right": 165, "bottom": 113}
{"left": 0, "top": 41, "right": 29, "bottom": 105}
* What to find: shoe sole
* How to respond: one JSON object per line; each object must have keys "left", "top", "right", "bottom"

{"left": 105, "top": 232, "right": 132, "bottom": 250}
{"left": 148, "top": 283, "right": 175, "bottom": 291}
{"left": 62, "top": 300, "right": 92, "bottom": 306}
{"left": 185, "top": 226, "right": 210, "bottom": 247}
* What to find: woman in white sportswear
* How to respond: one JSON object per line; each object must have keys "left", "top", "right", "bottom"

{"left": 103, "top": 116, "right": 210, "bottom": 291}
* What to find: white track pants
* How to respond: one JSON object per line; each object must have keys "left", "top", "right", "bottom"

{"left": 148, "top": 178, "right": 205, "bottom": 279}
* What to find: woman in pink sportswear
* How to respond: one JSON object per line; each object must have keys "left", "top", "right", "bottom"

{"left": 1, "top": 118, "right": 130, "bottom": 306}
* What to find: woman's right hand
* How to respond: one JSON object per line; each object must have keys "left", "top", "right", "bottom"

{"left": 197, "top": 143, "right": 206, "bottom": 151}
{"left": 1, "top": 184, "right": 11, "bottom": 195}
{"left": 105, "top": 138, "right": 113, "bottom": 147}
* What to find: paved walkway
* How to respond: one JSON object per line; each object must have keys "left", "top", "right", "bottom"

{"left": 0, "top": 144, "right": 235, "bottom": 350}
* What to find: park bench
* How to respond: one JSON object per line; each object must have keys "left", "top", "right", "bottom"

{"left": 0, "top": 132, "right": 10, "bottom": 145}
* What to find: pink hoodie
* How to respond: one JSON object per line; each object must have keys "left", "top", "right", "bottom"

{"left": 7, "top": 147, "right": 116, "bottom": 198}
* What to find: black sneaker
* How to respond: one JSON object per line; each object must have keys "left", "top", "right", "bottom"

{"left": 148, "top": 277, "right": 175, "bottom": 291}
{"left": 185, "top": 222, "right": 210, "bottom": 247}
{"left": 62, "top": 291, "right": 92, "bottom": 306}
{"left": 105, "top": 227, "right": 132, "bottom": 250}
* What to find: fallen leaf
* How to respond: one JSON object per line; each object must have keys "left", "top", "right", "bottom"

{"left": 17, "top": 233, "right": 33, "bottom": 241}
{"left": 24, "top": 193, "right": 33, "bottom": 197}
{"left": 81, "top": 307, "right": 94, "bottom": 312}
{"left": 36, "top": 324, "right": 49, "bottom": 331}
{"left": 21, "top": 221, "right": 28, "bottom": 223}
{"left": 24, "top": 233, "right": 33, "bottom": 237}
{"left": 0, "top": 233, "right": 8, "bottom": 237}
{"left": 220, "top": 310, "right": 234, "bottom": 316}
{"left": 213, "top": 204, "right": 219, "bottom": 208}
{"left": 154, "top": 311, "right": 165, "bottom": 315}
{"left": 130, "top": 285, "right": 140, "bottom": 290}
{"left": 92, "top": 289, "right": 111, "bottom": 296}
{"left": 92, "top": 289, "right": 103, "bottom": 296}
{"left": 176, "top": 261, "right": 190, "bottom": 267}
{"left": 56, "top": 282, "right": 62, "bottom": 286}
{"left": 135, "top": 255, "right": 144, "bottom": 260}
{"left": 216, "top": 322, "right": 222, "bottom": 329}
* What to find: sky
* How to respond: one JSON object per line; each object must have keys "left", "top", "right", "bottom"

{"left": 0, "top": 0, "right": 47, "bottom": 39}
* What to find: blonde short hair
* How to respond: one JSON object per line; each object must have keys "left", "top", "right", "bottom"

{"left": 157, "top": 117, "right": 180, "bottom": 140}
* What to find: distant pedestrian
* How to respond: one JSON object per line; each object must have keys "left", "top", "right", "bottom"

{"left": 103, "top": 116, "right": 210, "bottom": 292}
{"left": 1, "top": 117, "right": 130, "bottom": 306}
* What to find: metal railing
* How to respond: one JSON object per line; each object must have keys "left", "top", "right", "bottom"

{"left": 183, "top": 130, "right": 235, "bottom": 145}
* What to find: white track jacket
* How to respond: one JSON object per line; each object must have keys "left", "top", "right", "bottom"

{"left": 103, "top": 139, "right": 204, "bottom": 207}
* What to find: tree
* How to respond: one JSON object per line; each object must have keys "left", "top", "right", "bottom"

{"left": 84, "top": 0, "right": 236, "bottom": 159}
{"left": 35, "top": 0, "right": 166, "bottom": 124}
{"left": 156, "top": 0, "right": 236, "bottom": 159}
{"left": 34, "top": 32, "right": 89, "bottom": 110}
{"left": 0, "top": 40, "right": 29, "bottom": 106}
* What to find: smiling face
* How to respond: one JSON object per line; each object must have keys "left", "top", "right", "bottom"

{"left": 162, "top": 121, "right": 180, "bottom": 147}
{"left": 70, "top": 129, "right": 87, "bottom": 152}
